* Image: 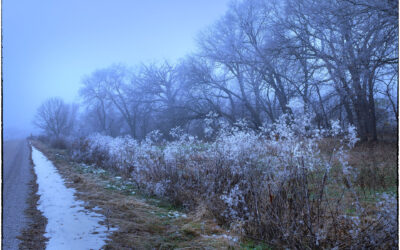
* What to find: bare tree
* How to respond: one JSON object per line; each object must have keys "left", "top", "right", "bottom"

{"left": 81, "top": 64, "right": 141, "bottom": 137}
{"left": 80, "top": 69, "right": 121, "bottom": 136}
{"left": 138, "top": 61, "right": 195, "bottom": 135}
{"left": 75, "top": 0, "right": 397, "bottom": 141}
{"left": 283, "top": 0, "right": 398, "bottom": 140}
{"left": 34, "top": 97, "right": 75, "bottom": 138}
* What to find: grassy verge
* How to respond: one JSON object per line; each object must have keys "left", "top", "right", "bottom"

{"left": 31, "top": 140, "right": 241, "bottom": 249}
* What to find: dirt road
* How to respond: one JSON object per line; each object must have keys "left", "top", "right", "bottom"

{"left": 2, "top": 139, "right": 33, "bottom": 249}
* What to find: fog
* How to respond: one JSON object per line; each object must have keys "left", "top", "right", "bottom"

{"left": 3, "top": 0, "right": 230, "bottom": 139}
{"left": 4, "top": 0, "right": 397, "bottom": 143}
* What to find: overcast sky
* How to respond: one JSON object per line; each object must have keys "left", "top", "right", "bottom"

{"left": 3, "top": 0, "right": 230, "bottom": 136}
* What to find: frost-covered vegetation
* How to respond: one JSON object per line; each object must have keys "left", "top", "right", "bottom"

{"left": 66, "top": 113, "right": 397, "bottom": 249}
{"left": 31, "top": 0, "right": 398, "bottom": 248}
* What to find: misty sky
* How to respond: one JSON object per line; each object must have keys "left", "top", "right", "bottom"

{"left": 3, "top": 0, "right": 230, "bottom": 134}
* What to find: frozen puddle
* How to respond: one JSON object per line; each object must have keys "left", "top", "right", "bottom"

{"left": 32, "top": 146, "right": 116, "bottom": 250}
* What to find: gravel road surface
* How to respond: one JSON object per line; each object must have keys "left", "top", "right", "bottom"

{"left": 2, "top": 139, "right": 33, "bottom": 249}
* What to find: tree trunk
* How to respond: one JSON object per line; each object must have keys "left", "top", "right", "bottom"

{"left": 367, "top": 74, "right": 378, "bottom": 141}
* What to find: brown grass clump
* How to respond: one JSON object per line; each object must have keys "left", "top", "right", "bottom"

{"left": 349, "top": 141, "right": 397, "bottom": 193}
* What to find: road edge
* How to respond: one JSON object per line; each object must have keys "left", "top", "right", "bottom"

{"left": 16, "top": 140, "right": 48, "bottom": 249}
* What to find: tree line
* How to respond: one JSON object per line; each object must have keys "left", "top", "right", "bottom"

{"left": 35, "top": 0, "right": 398, "bottom": 141}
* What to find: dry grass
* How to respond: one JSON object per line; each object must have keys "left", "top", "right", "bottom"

{"left": 348, "top": 141, "right": 397, "bottom": 193}
{"left": 31, "top": 140, "right": 239, "bottom": 249}
{"left": 320, "top": 139, "right": 397, "bottom": 211}
{"left": 319, "top": 138, "right": 397, "bottom": 196}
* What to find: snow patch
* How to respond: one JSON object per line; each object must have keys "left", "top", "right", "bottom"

{"left": 32, "top": 146, "right": 117, "bottom": 250}
{"left": 202, "top": 234, "right": 239, "bottom": 242}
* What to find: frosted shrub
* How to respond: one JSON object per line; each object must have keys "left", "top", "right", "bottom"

{"left": 349, "top": 193, "right": 398, "bottom": 249}
{"left": 220, "top": 184, "right": 248, "bottom": 221}
{"left": 70, "top": 113, "right": 397, "bottom": 248}
{"left": 72, "top": 134, "right": 139, "bottom": 174}
{"left": 375, "top": 193, "right": 398, "bottom": 247}
{"left": 204, "top": 111, "right": 225, "bottom": 139}
{"left": 71, "top": 134, "right": 112, "bottom": 168}
{"left": 108, "top": 136, "right": 139, "bottom": 174}
{"left": 157, "top": 133, "right": 211, "bottom": 206}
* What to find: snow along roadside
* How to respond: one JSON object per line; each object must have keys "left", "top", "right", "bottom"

{"left": 32, "top": 146, "right": 117, "bottom": 250}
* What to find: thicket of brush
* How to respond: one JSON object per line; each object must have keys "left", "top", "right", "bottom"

{"left": 51, "top": 113, "right": 397, "bottom": 248}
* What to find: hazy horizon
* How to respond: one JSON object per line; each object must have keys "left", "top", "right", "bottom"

{"left": 3, "top": 0, "right": 230, "bottom": 138}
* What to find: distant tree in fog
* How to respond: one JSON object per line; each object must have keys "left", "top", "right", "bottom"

{"left": 80, "top": 64, "right": 141, "bottom": 137}
{"left": 33, "top": 97, "right": 75, "bottom": 138}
